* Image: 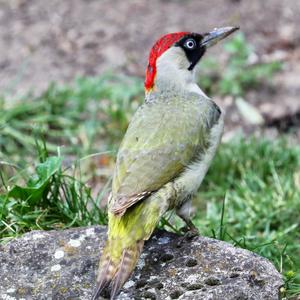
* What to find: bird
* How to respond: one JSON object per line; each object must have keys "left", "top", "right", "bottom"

{"left": 92, "top": 26, "right": 239, "bottom": 300}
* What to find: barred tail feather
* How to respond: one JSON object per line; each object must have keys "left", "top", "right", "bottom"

{"left": 92, "top": 240, "right": 144, "bottom": 300}
{"left": 110, "top": 240, "right": 144, "bottom": 299}
{"left": 92, "top": 242, "right": 116, "bottom": 300}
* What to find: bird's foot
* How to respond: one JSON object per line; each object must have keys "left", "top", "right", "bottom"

{"left": 177, "top": 225, "right": 200, "bottom": 247}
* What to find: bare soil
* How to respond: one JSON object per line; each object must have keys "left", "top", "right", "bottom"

{"left": 0, "top": 0, "right": 300, "bottom": 137}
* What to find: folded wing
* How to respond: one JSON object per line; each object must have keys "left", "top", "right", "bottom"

{"left": 110, "top": 93, "right": 221, "bottom": 215}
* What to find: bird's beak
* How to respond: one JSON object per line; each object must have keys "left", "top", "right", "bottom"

{"left": 201, "top": 26, "right": 239, "bottom": 48}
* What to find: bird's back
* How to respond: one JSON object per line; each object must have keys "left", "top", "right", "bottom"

{"left": 110, "top": 91, "right": 221, "bottom": 214}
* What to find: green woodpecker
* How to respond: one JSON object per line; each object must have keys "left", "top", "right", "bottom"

{"left": 92, "top": 26, "right": 238, "bottom": 300}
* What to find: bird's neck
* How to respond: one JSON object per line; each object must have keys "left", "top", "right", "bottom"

{"left": 146, "top": 49, "right": 208, "bottom": 98}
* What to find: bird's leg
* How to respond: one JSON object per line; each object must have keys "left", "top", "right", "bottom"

{"left": 176, "top": 196, "right": 199, "bottom": 241}
{"left": 179, "top": 217, "right": 199, "bottom": 236}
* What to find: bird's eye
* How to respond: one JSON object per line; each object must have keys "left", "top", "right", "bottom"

{"left": 184, "top": 39, "right": 196, "bottom": 49}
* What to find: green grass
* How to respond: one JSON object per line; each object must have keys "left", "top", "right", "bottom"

{"left": 0, "top": 73, "right": 143, "bottom": 166}
{"left": 0, "top": 141, "right": 108, "bottom": 239}
{"left": 196, "top": 137, "right": 300, "bottom": 298}
{"left": 0, "top": 35, "right": 298, "bottom": 297}
{"left": 199, "top": 32, "right": 282, "bottom": 97}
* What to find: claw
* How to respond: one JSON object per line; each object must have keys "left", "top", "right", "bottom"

{"left": 177, "top": 226, "right": 200, "bottom": 247}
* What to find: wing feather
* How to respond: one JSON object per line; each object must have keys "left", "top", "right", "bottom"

{"left": 110, "top": 93, "right": 220, "bottom": 214}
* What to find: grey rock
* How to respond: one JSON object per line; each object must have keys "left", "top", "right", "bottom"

{"left": 0, "top": 226, "right": 283, "bottom": 300}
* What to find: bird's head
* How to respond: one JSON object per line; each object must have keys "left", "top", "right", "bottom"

{"left": 145, "top": 27, "right": 239, "bottom": 94}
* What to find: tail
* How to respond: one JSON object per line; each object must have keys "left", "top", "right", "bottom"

{"left": 92, "top": 238, "right": 144, "bottom": 300}
{"left": 92, "top": 182, "right": 175, "bottom": 299}
{"left": 92, "top": 195, "right": 168, "bottom": 299}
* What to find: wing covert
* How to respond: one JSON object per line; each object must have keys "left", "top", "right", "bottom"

{"left": 110, "top": 93, "right": 221, "bottom": 214}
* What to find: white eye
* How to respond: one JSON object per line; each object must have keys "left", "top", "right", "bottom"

{"left": 185, "top": 39, "right": 196, "bottom": 49}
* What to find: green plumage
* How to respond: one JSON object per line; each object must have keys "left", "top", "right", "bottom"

{"left": 93, "top": 91, "right": 221, "bottom": 300}
{"left": 111, "top": 91, "right": 219, "bottom": 213}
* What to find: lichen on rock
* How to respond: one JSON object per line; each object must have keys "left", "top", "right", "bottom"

{"left": 0, "top": 226, "right": 283, "bottom": 299}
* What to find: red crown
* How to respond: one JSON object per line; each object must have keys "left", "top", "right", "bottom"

{"left": 144, "top": 32, "right": 188, "bottom": 92}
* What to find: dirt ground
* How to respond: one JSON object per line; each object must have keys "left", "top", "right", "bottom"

{"left": 0, "top": 0, "right": 300, "bottom": 138}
